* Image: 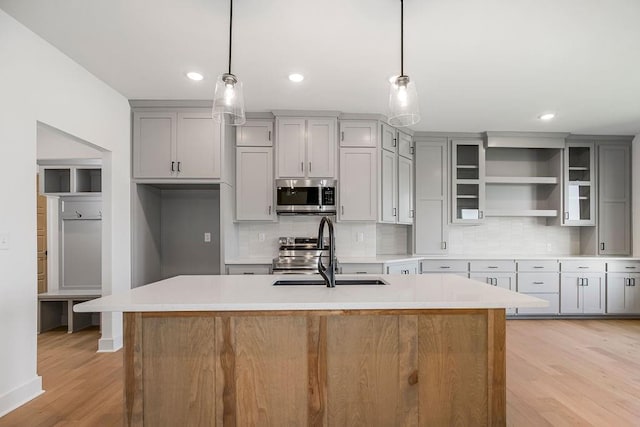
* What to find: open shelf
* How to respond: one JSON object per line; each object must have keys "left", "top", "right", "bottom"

{"left": 485, "top": 209, "right": 558, "bottom": 217}
{"left": 485, "top": 176, "right": 558, "bottom": 185}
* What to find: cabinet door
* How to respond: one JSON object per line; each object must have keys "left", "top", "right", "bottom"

{"left": 581, "top": 274, "right": 605, "bottom": 314}
{"left": 176, "top": 112, "right": 220, "bottom": 178}
{"left": 414, "top": 139, "right": 448, "bottom": 255}
{"left": 236, "top": 147, "right": 274, "bottom": 221}
{"left": 451, "top": 139, "right": 485, "bottom": 223}
{"left": 133, "top": 112, "right": 176, "bottom": 178}
{"left": 339, "top": 148, "right": 377, "bottom": 221}
{"left": 470, "top": 273, "right": 515, "bottom": 314}
{"left": 380, "top": 149, "right": 397, "bottom": 223}
{"left": 236, "top": 120, "right": 273, "bottom": 147}
{"left": 339, "top": 120, "right": 377, "bottom": 147}
{"left": 381, "top": 123, "right": 397, "bottom": 152}
{"left": 563, "top": 142, "right": 595, "bottom": 226}
{"left": 307, "top": 119, "right": 336, "bottom": 178}
{"left": 598, "top": 143, "right": 630, "bottom": 255}
{"left": 277, "top": 118, "right": 306, "bottom": 178}
{"left": 560, "top": 274, "right": 582, "bottom": 314}
{"left": 607, "top": 273, "right": 631, "bottom": 314}
{"left": 397, "top": 131, "right": 413, "bottom": 159}
{"left": 397, "top": 156, "right": 413, "bottom": 224}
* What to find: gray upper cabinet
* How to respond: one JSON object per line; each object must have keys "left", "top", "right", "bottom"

{"left": 236, "top": 147, "right": 275, "bottom": 221}
{"left": 381, "top": 123, "right": 397, "bottom": 152}
{"left": 598, "top": 143, "right": 631, "bottom": 255}
{"left": 562, "top": 142, "right": 595, "bottom": 226}
{"left": 414, "top": 138, "right": 448, "bottom": 254}
{"left": 339, "top": 120, "right": 377, "bottom": 147}
{"left": 397, "top": 156, "right": 413, "bottom": 224}
{"left": 397, "top": 131, "right": 413, "bottom": 159}
{"left": 133, "top": 111, "right": 221, "bottom": 179}
{"left": 380, "top": 149, "right": 397, "bottom": 223}
{"left": 276, "top": 117, "right": 336, "bottom": 178}
{"left": 339, "top": 147, "right": 377, "bottom": 221}
{"left": 236, "top": 120, "right": 273, "bottom": 147}
{"left": 451, "top": 138, "right": 485, "bottom": 223}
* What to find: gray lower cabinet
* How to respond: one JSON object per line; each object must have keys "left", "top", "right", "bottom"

{"left": 226, "top": 264, "right": 271, "bottom": 275}
{"left": 560, "top": 273, "right": 605, "bottom": 314}
{"left": 414, "top": 138, "right": 448, "bottom": 254}
{"left": 598, "top": 143, "right": 631, "bottom": 255}
{"left": 420, "top": 260, "right": 468, "bottom": 277}
{"left": 340, "top": 263, "right": 384, "bottom": 274}
{"left": 385, "top": 260, "right": 419, "bottom": 275}
{"left": 606, "top": 273, "right": 640, "bottom": 314}
{"left": 515, "top": 260, "right": 560, "bottom": 315}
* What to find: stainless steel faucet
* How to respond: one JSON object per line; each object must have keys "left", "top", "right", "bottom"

{"left": 317, "top": 216, "right": 336, "bottom": 288}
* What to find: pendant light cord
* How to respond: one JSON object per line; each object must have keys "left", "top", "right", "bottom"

{"left": 228, "top": 0, "right": 233, "bottom": 75}
{"left": 400, "top": 0, "right": 404, "bottom": 77}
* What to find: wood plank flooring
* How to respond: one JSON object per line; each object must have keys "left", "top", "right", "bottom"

{"left": 1, "top": 320, "right": 639, "bottom": 426}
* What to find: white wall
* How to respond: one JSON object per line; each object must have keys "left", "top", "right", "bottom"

{"left": 37, "top": 122, "right": 102, "bottom": 160}
{"left": 0, "top": 9, "right": 131, "bottom": 416}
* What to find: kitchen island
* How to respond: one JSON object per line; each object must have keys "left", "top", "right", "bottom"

{"left": 75, "top": 274, "right": 546, "bottom": 426}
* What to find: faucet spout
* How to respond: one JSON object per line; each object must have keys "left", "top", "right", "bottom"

{"left": 317, "top": 216, "right": 336, "bottom": 288}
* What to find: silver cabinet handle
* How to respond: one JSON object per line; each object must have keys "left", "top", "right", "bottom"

{"left": 268, "top": 205, "right": 272, "bottom": 215}
{"left": 393, "top": 138, "right": 397, "bottom": 147}
{"left": 243, "top": 272, "right": 255, "bottom": 275}
{"left": 488, "top": 266, "right": 498, "bottom": 269}
{"left": 392, "top": 208, "right": 397, "bottom": 217}
{"left": 625, "top": 266, "right": 637, "bottom": 269}
{"left": 533, "top": 266, "right": 544, "bottom": 269}
{"left": 75, "top": 210, "right": 82, "bottom": 218}
{"left": 341, "top": 205, "right": 344, "bottom": 215}
{"left": 386, "top": 266, "right": 390, "bottom": 274}
{"left": 171, "top": 161, "right": 175, "bottom": 172}
{"left": 410, "top": 146, "right": 414, "bottom": 154}
{"left": 301, "top": 162, "right": 304, "bottom": 172}
{"left": 578, "top": 266, "right": 588, "bottom": 269}
{"left": 633, "top": 278, "right": 637, "bottom": 286}
{"left": 584, "top": 278, "right": 589, "bottom": 286}
{"left": 409, "top": 209, "right": 414, "bottom": 218}
{"left": 439, "top": 266, "right": 451, "bottom": 269}
{"left": 479, "top": 211, "right": 484, "bottom": 219}
{"left": 564, "top": 212, "right": 569, "bottom": 220}
{"left": 625, "top": 278, "right": 630, "bottom": 286}
{"left": 600, "top": 243, "right": 605, "bottom": 251}
{"left": 341, "top": 131, "right": 345, "bottom": 141}
{"left": 533, "top": 281, "right": 545, "bottom": 285}
{"left": 177, "top": 161, "right": 181, "bottom": 172}
{"left": 309, "top": 162, "right": 312, "bottom": 173}
{"left": 441, "top": 242, "right": 447, "bottom": 250}
{"left": 578, "top": 278, "right": 583, "bottom": 286}
{"left": 268, "top": 130, "right": 271, "bottom": 141}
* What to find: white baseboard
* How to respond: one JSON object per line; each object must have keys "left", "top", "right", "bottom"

{"left": 0, "top": 376, "right": 43, "bottom": 418}
{"left": 98, "top": 334, "right": 123, "bottom": 352}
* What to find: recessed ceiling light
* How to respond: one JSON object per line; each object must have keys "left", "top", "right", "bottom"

{"left": 186, "top": 72, "right": 204, "bottom": 81}
{"left": 288, "top": 73, "right": 304, "bottom": 83}
{"left": 538, "top": 113, "right": 555, "bottom": 121}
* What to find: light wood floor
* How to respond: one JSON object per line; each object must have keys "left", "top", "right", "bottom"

{"left": 1, "top": 320, "right": 639, "bottom": 426}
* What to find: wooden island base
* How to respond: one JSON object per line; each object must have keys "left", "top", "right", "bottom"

{"left": 124, "top": 309, "right": 505, "bottom": 426}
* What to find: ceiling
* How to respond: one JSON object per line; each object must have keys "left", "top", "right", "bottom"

{"left": 2, "top": 0, "right": 640, "bottom": 134}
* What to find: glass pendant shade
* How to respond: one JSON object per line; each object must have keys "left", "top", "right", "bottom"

{"left": 212, "top": 73, "right": 246, "bottom": 125}
{"left": 388, "top": 75, "right": 420, "bottom": 127}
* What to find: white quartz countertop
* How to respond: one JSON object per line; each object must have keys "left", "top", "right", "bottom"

{"left": 74, "top": 274, "right": 547, "bottom": 313}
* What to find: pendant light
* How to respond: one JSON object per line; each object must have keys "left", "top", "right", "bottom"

{"left": 388, "top": 0, "right": 420, "bottom": 127}
{"left": 212, "top": 0, "right": 246, "bottom": 125}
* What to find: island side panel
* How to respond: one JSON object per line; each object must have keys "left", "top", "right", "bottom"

{"left": 307, "top": 316, "right": 328, "bottom": 427}
{"left": 418, "top": 310, "right": 490, "bottom": 425}
{"left": 326, "top": 315, "right": 418, "bottom": 426}
{"left": 487, "top": 309, "right": 506, "bottom": 426}
{"left": 124, "top": 313, "right": 144, "bottom": 427}
{"left": 231, "top": 316, "right": 309, "bottom": 425}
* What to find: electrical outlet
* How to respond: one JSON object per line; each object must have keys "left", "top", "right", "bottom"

{"left": 204, "top": 232, "right": 211, "bottom": 243}
{"left": 258, "top": 233, "right": 265, "bottom": 242}
{"left": 0, "top": 233, "right": 9, "bottom": 250}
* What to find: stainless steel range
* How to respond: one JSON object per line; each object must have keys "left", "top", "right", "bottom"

{"left": 271, "top": 237, "right": 336, "bottom": 274}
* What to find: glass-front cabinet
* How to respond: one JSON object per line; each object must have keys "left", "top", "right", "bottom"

{"left": 451, "top": 139, "right": 485, "bottom": 223}
{"left": 563, "top": 142, "right": 595, "bottom": 226}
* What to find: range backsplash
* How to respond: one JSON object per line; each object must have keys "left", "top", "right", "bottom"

{"left": 236, "top": 216, "right": 580, "bottom": 259}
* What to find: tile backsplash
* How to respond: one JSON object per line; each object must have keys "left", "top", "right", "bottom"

{"left": 447, "top": 217, "right": 580, "bottom": 255}
{"left": 236, "top": 216, "right": 580, "bottom": 259}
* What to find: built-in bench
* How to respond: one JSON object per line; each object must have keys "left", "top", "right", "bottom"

{"left": 38, "top": 290, "right": 101, "bottom": 333}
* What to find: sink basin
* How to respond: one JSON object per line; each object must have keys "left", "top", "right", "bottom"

{"left": 273, "top": 279, "right": 388, "bottom": 286}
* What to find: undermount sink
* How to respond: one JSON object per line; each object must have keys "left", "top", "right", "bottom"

{"left": 272, "top": 278, "right": 388, "bottom": 286}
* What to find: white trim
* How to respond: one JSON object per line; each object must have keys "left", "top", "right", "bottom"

{"left": 98, "top": 335, "right": 123, "bottom": 352}
{"left": 0, "top": 376, "right": 43, "bottom": 417}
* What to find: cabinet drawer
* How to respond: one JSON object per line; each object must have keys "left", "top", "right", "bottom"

{"left": 560, "top": 260, "right": 605, "bottom": 272}
{"left": 607, "top": 261, "right": 640, "bottom": 273}
{"left": 421, "top": 260, "right": 468, "bottom": 273}
{"left": 517, "top": 293, "right": 559, "bottom": 315}
{"left": 385, "top": 261, "right": 419, "bottom": 275}
{"left": 517, "top": 260, "right": 559, "bottom": 272}
{"left": 340, "top": 263, "right": 384, "bottom": 275}
{"left": 469, "top": 260, "right": 516, "bottom": 272}
{"left": 518, "top": 273, "right": 559, "bottom": 293}
{"left": 226, "top": 265, "right": 271, "bottom": 275}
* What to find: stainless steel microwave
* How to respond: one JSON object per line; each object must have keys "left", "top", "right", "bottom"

{"left": 275, "top": 179, "right": 337, "bottom": 215}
